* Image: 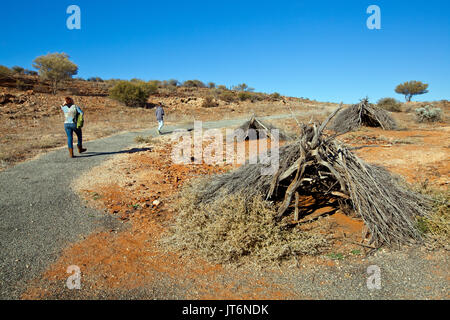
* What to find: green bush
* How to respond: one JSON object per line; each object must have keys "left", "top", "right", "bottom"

{"left": 270, "top": 92, "right": 281, "bottom": 100}
{"left": 183, "top": 80, "right": 206, "bottom": 88}
{"left": 207, "top": 82, "right": 216, "bottom": 89}
{"left": 137, "top": 81, "right": 159, "bottom": 96}
{"left": 219, "top": 91, "right": 236, "bottom": 103}
{"left": 109, "top": 81, "right": 150, "bottom": 107}
{"left": 377, "top": 97, "right": 403, "bottom": 112}
{"left": 12, "top": 66, "right": 25, "bottom": 74}
{"left": 168, "top": 79, "right": 179, "bottom": 87}
{"left": 238, "top": 91, "right": 252, "bottom": 101}
{"left": 87, "top": 77, "right": 104, "bottom": 82}
{"left": 24, "top": 69, "right": 38, "bottom": 76}
{"left": 415, "top": 105, "right": 443, "bottom": 123}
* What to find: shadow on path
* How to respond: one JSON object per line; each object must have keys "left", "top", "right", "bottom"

{"left": 76, "top": 148, "right": 151, "bottom": 158}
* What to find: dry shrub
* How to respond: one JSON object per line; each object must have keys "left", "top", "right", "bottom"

{"left": 165, "top": 187, "right": 330, "bottom": 264}
{"left": 414, "top": 182, "right": 450, "bottom": 247}
{"left": 330, "top": 98, "right": 397, "bottom": 133}
{"left": 201, "top": 96, "right": 219, "bottom": 108}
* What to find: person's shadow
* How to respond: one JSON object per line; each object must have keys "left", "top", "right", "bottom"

{"left": 76, "top": 147, "right": 152, "bottom": 158}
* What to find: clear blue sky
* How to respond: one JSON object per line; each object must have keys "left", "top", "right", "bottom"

{"left": 1, "top": 0, "right": 449, "bottom": 103}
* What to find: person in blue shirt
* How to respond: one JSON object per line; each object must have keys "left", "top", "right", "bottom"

{"left": 61, "top": 97, "right": 87, "bottom": 158}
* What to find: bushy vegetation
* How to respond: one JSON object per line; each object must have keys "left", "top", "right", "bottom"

{"left": 183, "top": 80, "right": 206, "bottom": 88}
{"left": 270, "top": 92, "right": 281, "bottom": 100}
{"left": 24, "top": 69, "right": 38, "bottom": 76}
{"left": 109, "top": 81, "right": 150, "bottom": 107}
{"left": 414, "top": 181, "right": 449, "bottom": 247}
{"left": 377, "top": 97, "right": 403, "bottom": 112}
{"left": 233, "top": 83, "right": 254, "bottom": 92}
{"left": 135, "top": 80, "right": 159, "bottom": 96}
{"left": 201, "top": 96, "right": 219, "bottom": 108}
{"left": 238, "top": 91, "right": 252, "bottom": 101}
{"left": 87, "top": 77, "right": 104, "bottom": 82}
{"left": 0, "top": 65, "right": 12, "bottom": 77}
{"left": 219, "top": 90, "right": 236, "bottom": 103}
{"left": 415, "top": 105, "right": 443, "bottom": 123}
{"left": 12, "top": 66, "right": 25, "bottom": 74}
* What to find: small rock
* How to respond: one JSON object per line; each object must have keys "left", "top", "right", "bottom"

{"left": 153, "top": 200, "right": 161, "bottom": 207}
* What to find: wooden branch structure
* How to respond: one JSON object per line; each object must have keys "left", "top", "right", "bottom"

{"left": 191, "top": 103, "right": 431, "bottom": 247}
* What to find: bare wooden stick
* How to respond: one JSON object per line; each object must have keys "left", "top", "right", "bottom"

{"left": 294, "top": 192, "right": 300, "bottom": 221}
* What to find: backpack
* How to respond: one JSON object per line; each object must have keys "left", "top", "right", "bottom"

{"left": 74, "top": 106, "right": 84, "bottom": 129}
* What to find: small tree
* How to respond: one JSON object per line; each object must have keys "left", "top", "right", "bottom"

{"left": 395, "top": 81, "right": 429, "bottom": 102}
{"left": 207, "top": 82, "right": 216, "bottom": 89}
{"left": 109, "top": 81, "right": 149, "bottom": 108}
{"left": 24, "top": 69, "right": 38, "bottom": 76}
{"left": 233, "top": 83, "right": 254, "bottom": 92}
{"left": 12, "top": 66, "right": 25, "bottom": 74}
{"left": 33, "top": 53, "right": 78, "bottom": 94}
{"left": 168, "top": 79, "right": 179, "bottom": 87}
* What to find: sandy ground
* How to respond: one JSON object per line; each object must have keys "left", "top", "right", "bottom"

{"left": 20, "top": 117, "right": 449, "bottom": 299}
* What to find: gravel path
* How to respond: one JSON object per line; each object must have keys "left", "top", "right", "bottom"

{"left": 1, "top": 114, "right": 448, "bottom": 300}
{"left": 0, "top": 114, "right": 296, "bottom": 300}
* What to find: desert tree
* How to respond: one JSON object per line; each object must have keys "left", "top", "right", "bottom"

{"left": 33, "top": 53, "right": 78, "bottom": 94}
{"left": 233, "top": 83, "right": 254, "bottom": 92}
{"left": 395, "top": 81, "right": 429, "bottom": 102}
{"left": 207, "top": 82, "right": 216, "bottom": 89}
{"left": 12, "top": 66, "right": 25, "bottom": 74}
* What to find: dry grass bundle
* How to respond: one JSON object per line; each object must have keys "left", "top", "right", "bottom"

{"left": 329, "top": 98, "right": 398, "bottom": 133}
{"left": 165, "top": 191, "right": 331, "bottom": 264}
{"left": 168, "top": 106, "right": 431, "bottom": 264}
{"left": 234, "top": 115, "right": 292, "bottom": 141}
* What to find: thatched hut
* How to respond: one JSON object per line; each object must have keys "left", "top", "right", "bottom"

{"left": 178, "top": 106, "right": 430, "bottom": 248}
{"left": 233, "top": 115, "right": 292, "bottom": 141}
{"left": 329, "top": 98, "right": 398, "bottom": 133}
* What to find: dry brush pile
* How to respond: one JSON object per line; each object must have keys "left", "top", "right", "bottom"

{"left": 329, "top": 98, "right": 398, "bottom": 133}
{"left": 166, "top": 106, "right": 431, "bottom": 264}
{"left": 234, "top": 115, "right": 292, "bottom": 141}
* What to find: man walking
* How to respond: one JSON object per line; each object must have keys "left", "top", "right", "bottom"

{"left": 155, "top": 103, "right": 165, "bottom": 135}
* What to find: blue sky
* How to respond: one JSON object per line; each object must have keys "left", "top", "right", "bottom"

{"left": 0, "top": 0, "right": 449, "bottom": 103}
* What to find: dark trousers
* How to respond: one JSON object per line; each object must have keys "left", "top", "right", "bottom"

{"left": 64, "top": 123, "right": 82, "bottom": 149}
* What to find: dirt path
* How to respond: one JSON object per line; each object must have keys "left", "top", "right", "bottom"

{"left": 0, "top": 114, "right": 302, "bottom": 299}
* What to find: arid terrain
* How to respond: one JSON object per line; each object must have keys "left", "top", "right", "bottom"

{"left": 1, "top": 77, "right": 449, "bottom": 300}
